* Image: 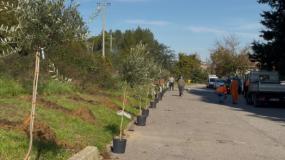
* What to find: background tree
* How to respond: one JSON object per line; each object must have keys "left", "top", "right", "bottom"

{"left": 88, "top": 27, "right": 175, "bottom": 73}
{"left": 251, "top": 0, "right": 285, "bottom": 75}
{"left": 210, "top": 36, "right": 253, "bottom": 77}
{"left": 175, "top": 53, "right": 207, "bottom": 83}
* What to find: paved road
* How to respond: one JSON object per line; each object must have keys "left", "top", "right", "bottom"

{"left": 111, "top": 85, "right": 285, "bottom": 160}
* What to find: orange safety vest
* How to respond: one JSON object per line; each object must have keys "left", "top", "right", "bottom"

{"left": 216, "top": 86, "right": 227, "bottom": 94}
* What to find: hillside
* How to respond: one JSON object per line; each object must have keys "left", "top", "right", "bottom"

{"left": 0, "top": 79, "right": 141, "bottom": 159}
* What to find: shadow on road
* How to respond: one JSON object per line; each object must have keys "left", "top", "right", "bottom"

{"left": 188, "top": 86, "right": 285, "bottom": 124}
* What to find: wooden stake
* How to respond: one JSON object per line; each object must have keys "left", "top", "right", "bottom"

{"left": 146, "top": 86, "right": 149, "bottom": 109}
{"left": 24, "top": 50, "right": 40, "bottom": 160}
{"left": 119, "top": 86, "right": 127, "bottom": 140}
{"left": 139, "top": 96, "right": 142, "bottom": 114}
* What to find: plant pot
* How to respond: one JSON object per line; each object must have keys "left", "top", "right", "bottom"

{"left": 155, "top": 93, "right": 158, "bottom": 99}
{"left": 112, "top": 138, "right": 127, "bottom": 154}
{"left": 136, "top": 115, "right": 147, "bottom": 126}
{"left": 142, "top": 108, "right": 149, "bottom": 117}
{"left": 155, "top": 98, "right": 159, "bottom": 103}
{"left": 159, "top": 93, "right": 163, "bottom": 100}
{"left": 149, "top": 101, "right": 156, "bottom": 108}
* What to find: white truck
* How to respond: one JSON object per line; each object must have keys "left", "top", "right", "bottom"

{"left": 245, "top": 70, "right": 285, "bottom": 107}
{"left": 207, "top": 75, "right": 218, "bottom": 88}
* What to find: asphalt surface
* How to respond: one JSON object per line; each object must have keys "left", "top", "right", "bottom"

{"left": 111, "top": 85, "right": 285, "bottom": 160}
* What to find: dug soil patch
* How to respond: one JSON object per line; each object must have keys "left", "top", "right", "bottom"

{"left": 39, "top": 98, "right": 96, "bottom": 124}
{"left": 96, "top": 96, "right": 120, "bottom": 111}
{"left": 0, "top": 119, "right": 21, "bottom": 130}
{"left": 39, "top": 98, "right": 71, "bottom": 113}
{"left": 68, "top": 95, "right": 98, "bottom": 105}
{"left": 72, "top": 107, "right": 96, "bottom": 124}
{"left": 22, "top": 116, "right": 56, "bottom": 143}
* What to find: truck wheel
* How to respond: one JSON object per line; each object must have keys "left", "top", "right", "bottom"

{"left": 252, "top": 94, "right": 260, "bottom": 107}
{"left": 247, "top": 94, "right": 253, "bottom": 105}
{"left": 246, "top": 96, "right": 249, "bottom": 104}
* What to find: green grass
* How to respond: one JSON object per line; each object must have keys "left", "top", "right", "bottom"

{"left": 0, "top": 129, "right": 71, "bottom": 160}
{"left": 0, "top": 98, "right": 29, "bottom": 122}
{"left": 0, "top": 76, "right": 141, "bottom": 157}
{"left": 0, "top": 77, "right": 25, "bottom": 97}
{"left": 0, "top": 85, "right": 140, "bottom": 159}
{"left": 45, "top": 95, "right": 81, "bottom": 110}
{"left": 40, "top": 80, "right": 75, "bottom": 95}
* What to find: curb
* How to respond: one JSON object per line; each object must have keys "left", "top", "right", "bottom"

{"left": 68, "top": 146, "right": 100, "bottom": 160}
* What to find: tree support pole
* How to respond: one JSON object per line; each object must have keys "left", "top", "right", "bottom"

{"left": 119, "top": 86, "right": 127, "bottom": 140}
{"left": 24, "top": 50, "right": 40, "bottom": 160}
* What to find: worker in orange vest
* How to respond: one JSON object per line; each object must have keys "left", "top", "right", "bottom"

{"left": 230, "top": 77, "right": 239, "bottom": 104}
{"left": 216, "top": 84, "right": 227, "bottom": 103}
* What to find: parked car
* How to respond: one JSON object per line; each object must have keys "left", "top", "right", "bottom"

{"left": 213, "top": 79, "right": 225, "bottom": 89}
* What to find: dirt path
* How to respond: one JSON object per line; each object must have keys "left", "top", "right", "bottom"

{"left": 111, "top": 85, "right": 285, "bottom": 160}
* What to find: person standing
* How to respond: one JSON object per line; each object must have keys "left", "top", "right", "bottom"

{"left": 178, "top": 76, "right": 185, "bottom": 96}
{"left": 230, "top": 77, "right": 239, "bottom": 104}
{"left": 169, "top": 76, "right": 175, "bottom": 91}
{"left": 216, "top": 84, "right": 227, "bottom": 103}
{"left": 243, "top": 79, "right": 250, "bottom": 97}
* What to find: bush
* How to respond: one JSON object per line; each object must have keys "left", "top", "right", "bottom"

{"left": 0, "top": 76, "right": 25, "bottom": 96}
{"left": 40, "top": 80, "right": 75, "bottom": 95}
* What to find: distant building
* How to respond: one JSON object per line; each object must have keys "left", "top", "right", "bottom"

{"left": 200, "top": 62, "right": 209, "bottom": 70}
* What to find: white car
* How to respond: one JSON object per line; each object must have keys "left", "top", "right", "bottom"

{"left": 213, "top": 79, "right": 225, "bottom": 89}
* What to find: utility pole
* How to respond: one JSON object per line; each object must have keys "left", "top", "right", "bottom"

{"left": 110, "top": 29, "right": 113, "bottom": 53}
{"left": 96, "top": 0, "right": 111, "bottom": 59}
{"left": 102, "top": 7, "right": 106, "bottom": 58}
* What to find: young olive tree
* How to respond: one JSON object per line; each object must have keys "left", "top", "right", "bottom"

{"left": 120, "top": 42, "right": 154, "bottom": 87}
{"left": 118, "top": 42, "right": 160, "bottom": 137}
{"left": 0, "top": 0, "right": 87, "bottom": 57}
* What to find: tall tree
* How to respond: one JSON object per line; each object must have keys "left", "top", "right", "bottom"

{"left": 88, "top": 27, "right": 175, "bottom": 72}
{"left": 251, "top": 0, "right": 285, "bottom": 75}
{"left": 210, "top": 36, "right": 253, "bottom": 77}
{"left": 175, "top": 53, "right": 207, "bottom": 82}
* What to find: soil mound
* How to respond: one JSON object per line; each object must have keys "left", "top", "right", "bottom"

{"left": 22, "top": 116, "right": 56, "bottom": 143}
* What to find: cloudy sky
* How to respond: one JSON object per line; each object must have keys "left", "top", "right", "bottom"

{"left": 77, "top": 0, "right": 268, "bottom": 60}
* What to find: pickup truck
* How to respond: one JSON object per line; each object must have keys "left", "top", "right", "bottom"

{"left": 245, "top": 70, "right": 285, "bottom": 107}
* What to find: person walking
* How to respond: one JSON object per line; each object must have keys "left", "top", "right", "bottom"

{"left": 169, "top": 76, "right": 175, "bottom": 91}
{"left": 230, "top": 77, "right": 239, "bottom": 104}
{"left": 178, "top": 76, "right": 185, "bottom": 96}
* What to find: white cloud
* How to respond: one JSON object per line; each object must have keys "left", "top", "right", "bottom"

{"left": 187, "top": 26, "right": 227, "bottom": 35}
{"left": 187, "top": 25, "right": 260, "bottom": 39}
{"left": 125, "top": 19, "right": 171, "bottom": 26}
{"left": 233, "top": 23, "right": 262, "bottom": 31}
